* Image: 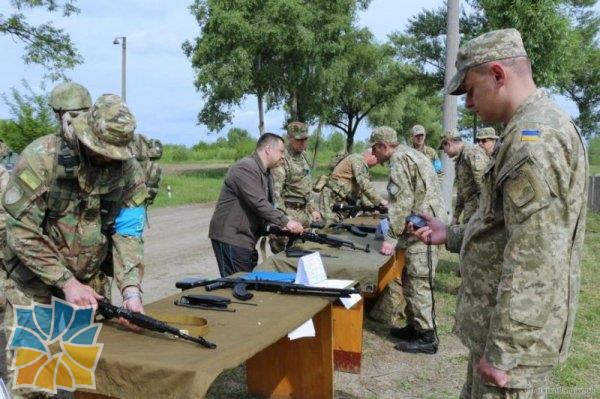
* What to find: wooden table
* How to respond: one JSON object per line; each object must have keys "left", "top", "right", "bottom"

{"left": 74, "top": 288, "right": 336, "bottom": 399}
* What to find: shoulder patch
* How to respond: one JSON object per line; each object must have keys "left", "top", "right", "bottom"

{"left": 18, "top": 169, "right": 42, "bottom": 191}
{"left": 520, "top": 130, "right": 539, "bottom": 142}
{"left": 4, "top": 185, "right": 24, "bottom": 205}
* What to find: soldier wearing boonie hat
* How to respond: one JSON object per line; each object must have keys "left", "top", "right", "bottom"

{"left": 1, "top": 93, "right": 148, "bottom": 397}
{"left": 408, "top": 28, "right": 588, "bottom": 398}
{"left": 72, "top": 93, "right": 136, "bottom": 160}
{"left": 476, "top": 127, "right": 500, "bottom": 156}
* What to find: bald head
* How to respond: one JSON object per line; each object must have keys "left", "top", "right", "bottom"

{"left": 362, "top": 148, "right": 378, "bottom": 167}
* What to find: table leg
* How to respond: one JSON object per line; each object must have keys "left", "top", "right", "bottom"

{"left": 246, "top": 303, "right": 333, "bottom": 399}
{"left": 333, "top": 299, "right": 363, "bottom": 373}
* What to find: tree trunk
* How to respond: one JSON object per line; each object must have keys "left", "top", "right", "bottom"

{"left": 346, "top": 117, "right": 355, "bottom": 153}
{"left": 290, "top": 92, "right": 299, "bottom": 121}
{"left": 257, "top": 91, "right": 265, "bottom": 135}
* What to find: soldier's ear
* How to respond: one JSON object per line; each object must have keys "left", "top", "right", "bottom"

{"left": 489, "top": 62, "right": 508, "bottom": 88}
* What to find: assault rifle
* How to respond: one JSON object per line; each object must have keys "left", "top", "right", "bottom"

{"left": 266, "top": 225, "right": 370, "bottom": 253}
{"left": 175, "top": 277, "right": 360, "bottom": 301}
{"left": 328, "top": 223, "right": 377, "bottom": 237}
{"left": 97, "top": 299, "right": 217, "bottom": 349}
{"left": 332, "top": 203, "right": 388, "bottom": 217}
{"left": 309, "top": 221, "right": 375, "bottom": 237}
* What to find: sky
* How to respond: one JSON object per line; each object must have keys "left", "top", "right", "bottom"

{"left": 0, "top": 0, "right": 593, "bottom": 146}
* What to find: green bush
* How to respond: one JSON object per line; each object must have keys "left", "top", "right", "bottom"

{"left": 234, "top": 140, "right": 255, "bottom": 160}
{"left": 588, "top": 136, "right": 600, "bottom": 166}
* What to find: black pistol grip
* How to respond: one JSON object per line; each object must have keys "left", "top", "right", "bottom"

{"left": 232, "top": 282, "right": 254, "bottom": 301}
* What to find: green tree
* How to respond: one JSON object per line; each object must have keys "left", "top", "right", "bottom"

{"left": 0, "top": 82, "right": 57, "bottom": 152}
{"left": 226, "top": 127, "right": 253, "bottom": 147}
{"left": 184, "top": 0, "right": 370, "bottom": 133}
{"left": 321, "top": 29, "right": 409, "bottom": 151}
{"left": 390, "top": 0, "right": 599, "bottom": 137}
{"left": 0, "top": 0, "right": 82, "bottom": 78}
{"left": 368, "top": 86, "right": 443, "bottom": 148}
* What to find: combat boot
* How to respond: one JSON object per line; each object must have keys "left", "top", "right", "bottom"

{"left": 394, "top": 329, "right": 437, "bottom": 355}
{"left": 389, "top": 324, "right": 418, "bottom": 340}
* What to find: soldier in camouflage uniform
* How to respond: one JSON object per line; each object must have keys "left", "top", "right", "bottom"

{"left": 411, "top": 29, "right": 587, "bottom": 398}
{"left": 476, "top": 127, "right": 500, "bottom": 157}
{"left": 439, "top": 129, "right": 489, "bottom": 225}
{"left": 369, "top": 126, "right": 445, "bottom": 354}
{"left": 411, "top": 124, "right": 443, "bottom": 176}
{"left": 318, "top": 149, "right": 387, "bottom": 223}
{"left": 271, "top": 122, "right": 321, "bottom": 252}
{"left": 2, "top": 94, "right": 148, "bottom": 398}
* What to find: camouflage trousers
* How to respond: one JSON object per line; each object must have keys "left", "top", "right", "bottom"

{"left": 370, "top": 243, "right": 438, "bottom": 330}
{"left": 460, "top": 349, "right": 552, "bottom": 399}
{"left": 2, "top": 272, "right": 110, "bottom": 398}
{"left": 269, "top": 207, "right": 312, "bottom": 254}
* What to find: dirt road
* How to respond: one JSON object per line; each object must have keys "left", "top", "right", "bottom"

{"left": 1, "top": 183, "right": 468, "bottom": 398}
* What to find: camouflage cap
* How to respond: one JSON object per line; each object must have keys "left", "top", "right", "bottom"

{"left": 476, "top": 127, "right": 499, "bottom": 140}
{"left": 148, "top": 138, "right": 163, "bottom": 160}
{"left": 411, "top": 124, "right": 426, "bottom": 136}
{"left": 369, "top": 126, "right": 398, "bottom": 145}
{"left": 287, "top": 121, "right": 309, "bottom": 139}
{"left": 439, "top": 128, "right": 461, "bottom": 149}
{"left": 447, "top": 29, "right": 528, "bottom": 95}
{"left": 73, "top": 94, "right": 135, "bottom": 160}
{"left": 49, "top": 81, "right": 92, "bottom": 112}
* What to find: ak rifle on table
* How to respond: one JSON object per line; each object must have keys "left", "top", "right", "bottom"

{"left": 175, "top": 277, "right": 360, "bottom": 301}
{"left": 97, "top": 299, "right": 217, "bottom": 349}
{"left": 266, "top": 225, "right": 370, "bottom": 253}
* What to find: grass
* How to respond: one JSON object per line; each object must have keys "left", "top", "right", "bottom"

{"left": 152, "top": 168, "right": 227, "bottom": 208}
{"left": 549, "top": 212, "right": 600, "bottom": 394}
{"left": 428, "top": 213, "right": 600, "bottom": 397}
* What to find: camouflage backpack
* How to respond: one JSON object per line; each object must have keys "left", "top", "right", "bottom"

{"left": 131, "top": 134, "right": 163, "bottom": 205}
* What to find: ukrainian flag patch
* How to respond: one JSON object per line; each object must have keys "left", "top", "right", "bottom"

{"left": 521, "top": 130, "right": 539, "bottom": 142}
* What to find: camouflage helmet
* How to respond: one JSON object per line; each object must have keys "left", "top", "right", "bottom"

{"left": 287, "top": 121, "right": 309, "bottom": 139}
{"left": 72, "top": 94, "right": 135, "bottom": 160}
{"left": 369, "top": 126, "right": 398, "bottom": 145}
{"left": 49, "top": 82, "right": 93, "bottom": 112}
{"left": 148, "top": 138, "right": 163, "bottom": 160}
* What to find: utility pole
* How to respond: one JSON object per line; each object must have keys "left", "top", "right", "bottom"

{"left": 113, "top": 36, "right": 127, "bottom": 102}
{"left": 441, "top": 0, "right": 460, "bottom": 220}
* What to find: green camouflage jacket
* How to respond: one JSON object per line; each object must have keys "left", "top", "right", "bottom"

{"left": 272, "top": 144, "right": 315, "bottom": 213}
{"left": 326, "top": 153, "right": 383, "bottom": 206}
{"left": 2, "top": 134, "right": 147, "bottom": 292}
{"left": 454, "top": 143, "right": 489, "bottom": 222}
{"left": 447, "top": 90, "right": 588, "bottom": 371}
{"left": 386, "top": 144, "right": 445, "bottom": 247}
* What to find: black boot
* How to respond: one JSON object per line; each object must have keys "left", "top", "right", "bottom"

{"left": 389, "top": 324, "right": 418, "bottom": 340}
{"left": 394, "top": 330, "right": 438, "bottom": 354}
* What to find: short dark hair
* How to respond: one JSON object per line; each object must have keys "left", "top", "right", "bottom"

{"left": 256, "top": 132, "right": 284, "bottom": 150}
